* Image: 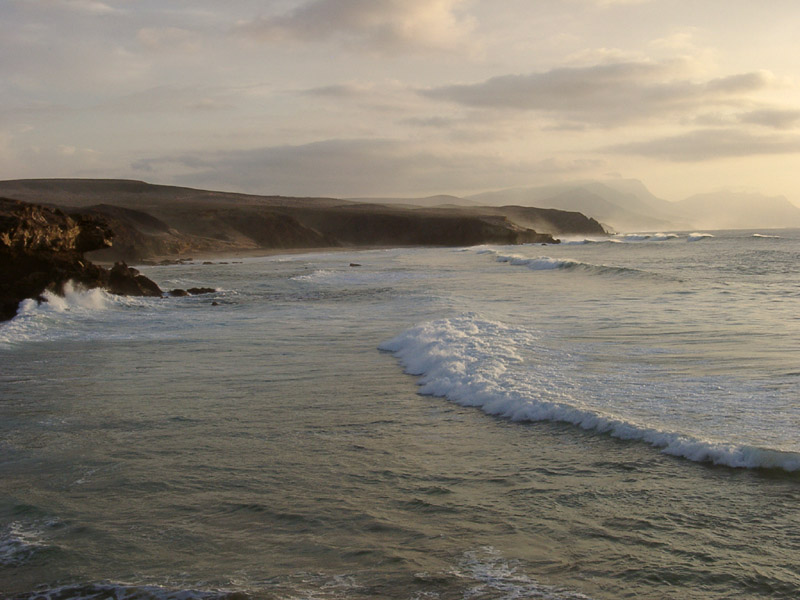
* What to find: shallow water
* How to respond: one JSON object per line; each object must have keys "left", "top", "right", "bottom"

{"left": 1, "top": 230, "right": 799, "bottom": 599}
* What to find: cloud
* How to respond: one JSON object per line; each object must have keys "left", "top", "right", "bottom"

{"left": 63, "top": 0, "right": 116, "bottom": 14}
{"left": 607, "top": 129, "right": 800, "bottom": 161}
{"left": 422, "top": 61, "right": 773, "bottom": 127}
{"left": 233, "top": 0, "right": 476, "bottom": 53}
{"left": 100, "top": 85, "right": 235, "bottom": 113}
{"left": 137, "top": 27, "right": 202, "bottom": 53}
{"left": 739, "top": 109, "right": 800, "bottom": 130}
{"left": 131, "top": 138, "right": 601, "bottom": 196}
{"left": 10, "top": 0, "right": 117, "bottom": 14}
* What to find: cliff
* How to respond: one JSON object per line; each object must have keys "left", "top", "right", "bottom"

{"left": 0, "top": 180, "right": 605, "bottom": 262}
{"left": 0, "top": 197, "right": 162, "bottom": 322}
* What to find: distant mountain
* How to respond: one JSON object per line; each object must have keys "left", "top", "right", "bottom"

{"left": 675, "top": 192, "right": 800, "bottom": 230}
{"left": 467, "top": 180, "right": 800, "bottom": 232}
{"left": 467, "top": 180, "right": 686, "bottom": 232}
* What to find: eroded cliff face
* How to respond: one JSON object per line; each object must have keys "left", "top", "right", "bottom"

{"left": 0, "top": 198, "right": 162, "bottom": 322}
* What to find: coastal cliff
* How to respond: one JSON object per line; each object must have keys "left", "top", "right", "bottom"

{"left": 0, "top": 180, "right": 605, "bottom": 262}
{"left": 0, "top": 197, "right": 162, "bottom": 322}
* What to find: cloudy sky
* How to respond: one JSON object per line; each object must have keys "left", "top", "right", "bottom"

{"left": 2, "top": 0, "right": 800, "bottom": 202}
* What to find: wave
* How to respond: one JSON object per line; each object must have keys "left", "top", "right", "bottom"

{"left": 0, "top": 521, "right": 51, "bottom": 566}
{"left": 687, "top": 232, "right": 715, "bottom": 242}
{"left": 565, "top": 232, "right": 712, "bottom": 244}
{"left": 451, "top": 546, "right": 592, "bottom": 600}
{"left": 752, "top": 233, "right": 781, "bottom": 239}
{"left": 0, "top": 281, "right": 155, "bottom": 347}
{"left": 557, "top": 236, "right": 622, "bottom": 245}
{"left": 379, "top": 316, "right": 800, "bottom": 473}
{"left": 612, "top": 232, "right": 681, "bottom": 243}
{"left": 483, "top": 250, "right": 648, "bottom": 277}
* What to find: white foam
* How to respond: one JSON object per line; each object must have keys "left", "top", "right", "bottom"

{"left": 558, "top": 236, "right": 622, "bottom": 245}
{"left": 495, "top": 254, "right": 580, "bottom": 271}
{"left": 484, "top": 250, "right": 645, "bottom": 277}
{"left": 451, "top": 546, "right": 592, "bottom": 599}
{"left": 0, "top": 281, "right": 155, "bottom": 347}
{"left": 0, "top": 521, "right": 48, "bottom": 566}
{"left": 612, "top": 233, "right": 680, "bottom": 243}
{"left": 752, "top": 233, "right": 781, "bottom": 239}
{"left": 380, "top": 316, "right": 800, "bottom": 472}
{"left": 291, "top": 269, "right": 336, "bottom": 282}
{"left": 687, "top": 232, "right": 715, "bottom": 242}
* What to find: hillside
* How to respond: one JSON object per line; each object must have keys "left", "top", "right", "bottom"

{"left": 0, "top": 179, "right": 605, "bottom": 261}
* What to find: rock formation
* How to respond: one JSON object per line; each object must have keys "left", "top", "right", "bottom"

{"left": 0, "top": 197, "right": 163, "bottom": 321}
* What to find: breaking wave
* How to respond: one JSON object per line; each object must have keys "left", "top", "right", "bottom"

{"left": 0, "top": 281, "right": 155, "bottom": 347}
{"left": 0, "top": 521, "right": 52, "bottom": 567}
{"left": 379, "top": 316, "right": 800, "bottom": 473}
{"left": 612, "top": 233, "right": 680, "bottom": 242}
{"left": 448, "top": 546, "right": 592, "bottom": 599}
{"left": 688, "top": 232, "right": 715, "bottom": 242}
{"left": 479, "top": 249, "right": 648, "bottom": 277}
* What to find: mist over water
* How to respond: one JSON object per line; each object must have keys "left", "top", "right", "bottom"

{"left": 2, "top": 230, "right": 799, "bottom": 599}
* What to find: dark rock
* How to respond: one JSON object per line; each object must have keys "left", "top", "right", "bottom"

{"left": 349, "top": 263, "right": 361, "bottom": 267}
{"left": 202, "top": 261, "right": 214, "bottom": 265}
{"left": 169, "top": 288, "right": 189, "bottom": 297}
{"left": 107, "top": 262, "right": 163, "bottom": 297}
{"left": 211, "top": 301, "right": 219, "bottom": 306}
{"left": 186, "top": 287, "right": 216, "bottom": 295}
{"left": 0, "top": 197, "right": 162, "bottom": 321}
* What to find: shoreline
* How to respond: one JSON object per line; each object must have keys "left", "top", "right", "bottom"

{"left": 122, "top": 243, "right": 497, "bottom": 266}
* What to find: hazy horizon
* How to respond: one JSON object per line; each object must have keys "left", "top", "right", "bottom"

{"left": 2, "top": 1, "right": 800, "bottom": 206}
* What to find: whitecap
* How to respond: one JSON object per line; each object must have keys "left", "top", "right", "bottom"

{"left": 483, "top": 250, "right": 648, "bottom": 277}
{"left": 450, "top": 546, "right": 592, "bottom": 599}
{"left": 380, "top": 316, "right": 800, "bottom": 472}
{"left": 0, "top": 521, "right": 48, "bottom": 566}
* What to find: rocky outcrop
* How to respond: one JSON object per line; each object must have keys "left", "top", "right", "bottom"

{"left": 0, "top": 197, "right": 163, "bottom": 321}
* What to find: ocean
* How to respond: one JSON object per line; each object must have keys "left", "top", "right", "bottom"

{"left": 1, "top": 230, "right": 799, "bottom": 599}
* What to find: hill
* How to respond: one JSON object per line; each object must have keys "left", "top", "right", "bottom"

{"left": 0, "top": 179, "right": 605, "bottom": 261}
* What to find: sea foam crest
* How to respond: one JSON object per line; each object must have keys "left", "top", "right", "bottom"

{"left": 0, "top": 521, "right": 48, "bottom": 566}
{"left": 0, "top": 281, "right": 152, "bottom": 347}
{"left": 687, "top": 232, "right": 714, "bottom": 242}
{"left": 451, "top": 546, "right": 592, "bottom": 600}
{"left": 485, "top": 250, "right": 645, "bottom": 277}
{"left": 612, "top": 233, "right": 680, "bottom": 242}
{"left": 380, "top": 316, "right": 800, "bottom": 472}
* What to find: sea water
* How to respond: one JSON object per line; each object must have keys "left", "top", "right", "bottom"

{"left": 1, "top": 230, "right": 799, "bottom": 599}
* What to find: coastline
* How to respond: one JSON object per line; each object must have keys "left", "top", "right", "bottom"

{"left": 127, "top": 243, "right": 528, "bottom": 266}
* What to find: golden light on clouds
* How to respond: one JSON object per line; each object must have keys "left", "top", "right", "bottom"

{"left": 1, "top": 0, "right": 799, "bottom": 204}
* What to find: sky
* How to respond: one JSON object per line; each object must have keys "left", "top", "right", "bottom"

{"left": 2, "top": 0, "right": 800, "bottom": 203}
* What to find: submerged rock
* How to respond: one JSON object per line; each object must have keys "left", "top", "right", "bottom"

{"left": 0, "top": 197, "right": 162, "bottom": 321}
